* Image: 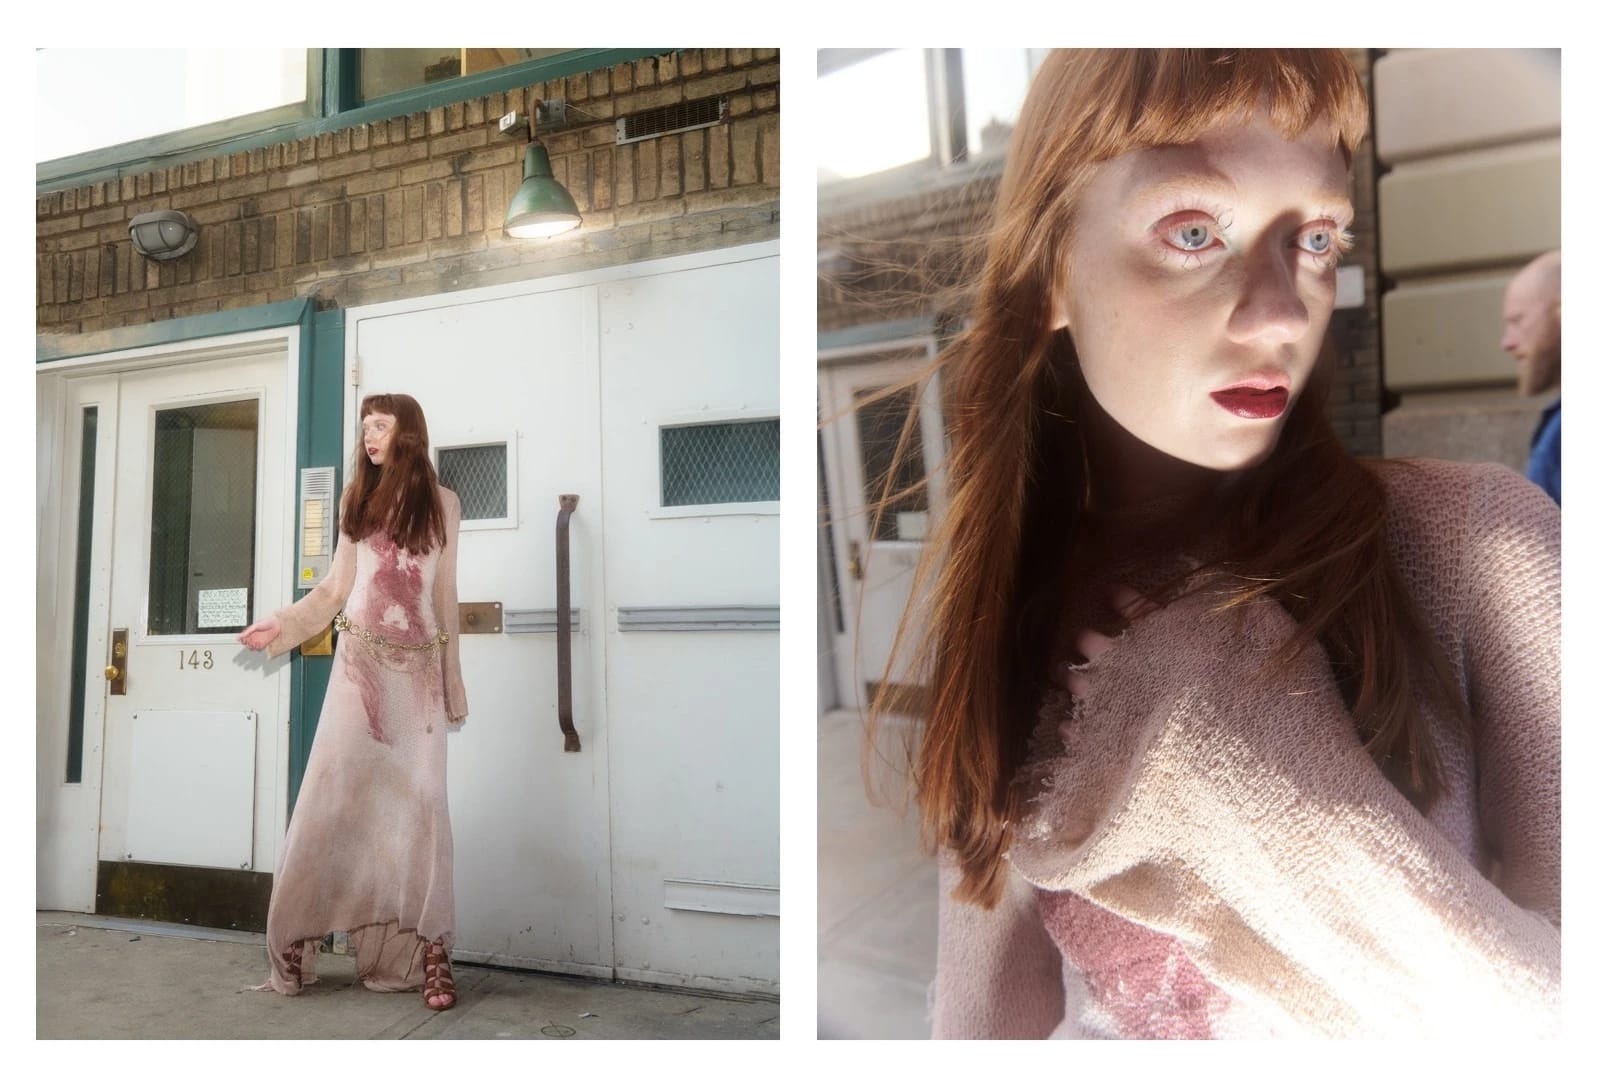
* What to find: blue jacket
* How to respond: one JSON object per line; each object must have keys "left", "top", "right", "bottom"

{"left": 1526, "top": 397, "right": 1560, "bottom": 506}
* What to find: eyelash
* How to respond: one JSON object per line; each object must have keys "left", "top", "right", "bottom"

{"left": 1152, "top": 209, "right": 1355, "bottom": 268}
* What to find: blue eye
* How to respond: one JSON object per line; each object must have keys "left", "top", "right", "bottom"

{"left": 1173, "top": 222, "right": 1211, "bottom": 251}
{"left": 1302, "top": 229, "right": 1332, "bottom": 254}
{"left": 1155, "top": 213, "right": 1223, "bottom": 257}
{"left": 1297, "top": 223, "right": 1350, "bottom": 259}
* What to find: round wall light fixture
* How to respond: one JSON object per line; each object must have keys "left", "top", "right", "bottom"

{"left": 128, "top": 210, "right": 200, "bottom": 260}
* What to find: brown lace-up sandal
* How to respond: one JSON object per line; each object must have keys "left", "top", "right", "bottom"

{"left": 423, "top": 940, "right": 456, "bottom": 1010}
{"left": 281, "top": 942, "right": 304, "bottom": 991}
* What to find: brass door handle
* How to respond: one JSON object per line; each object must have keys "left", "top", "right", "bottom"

{"left": 107, "top": 628, "right": 128, "bottom": 695}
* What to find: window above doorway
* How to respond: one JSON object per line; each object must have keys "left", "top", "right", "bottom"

{"left": 37, "top": 47, "right": 665, "bottom": 192}
{"left": 817, "top": 48, "right": 1047, "bottom": 202}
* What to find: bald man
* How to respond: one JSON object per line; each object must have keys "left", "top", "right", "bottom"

{"left": 1501, "top": 251, "right": 1561, "bottom": 504}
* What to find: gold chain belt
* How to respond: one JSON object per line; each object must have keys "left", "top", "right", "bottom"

{"left": 333, "top": 611, "right": 448, "bottom": 651}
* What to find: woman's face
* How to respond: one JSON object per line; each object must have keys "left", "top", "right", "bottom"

{"left": 1054, "top": 112, "right": 1352, "bottom": 473}
{"left": 361, "top": 411, "right": 398, "bottom": 467}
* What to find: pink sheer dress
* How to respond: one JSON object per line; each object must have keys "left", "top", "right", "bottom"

{"left": 258, "top": 487, "right": 468, "bottom": 994}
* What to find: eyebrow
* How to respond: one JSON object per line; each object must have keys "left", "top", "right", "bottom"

{"left": 1127, "top": 172, "right": 1355, "bottom": 221}
{"left": 1128, "top": 172, "right": 1237, "bottom": 207}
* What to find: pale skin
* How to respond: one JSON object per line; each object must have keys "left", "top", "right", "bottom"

{"left": 1049, "top": 112, "right": 1351, "bottom": 693}
{"left": 1501, "top": 251, "right": 1560, "bottom": 397}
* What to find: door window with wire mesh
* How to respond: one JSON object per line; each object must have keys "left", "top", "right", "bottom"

{"left": 147, "top": 399, "right": 259, "bottom": 635}
{"left": 854, "top": 387, "right": 929, "bottom": 541}
{"left": 437, "top": 443, "right": 509, "bottom": 521}
{"left": 660, "top": 419, "right": 780, "bottom": 507}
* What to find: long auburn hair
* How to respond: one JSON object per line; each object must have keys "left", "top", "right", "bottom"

{"left": 340, "top": 392, "right": 446, "bottom": 555}
{"left": 874, "top": 49, "right": 1470, "bottom": 908}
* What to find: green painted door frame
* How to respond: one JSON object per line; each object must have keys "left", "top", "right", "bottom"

{"left": 37, "top": 298, "right": 345, "bottom": 816}
{"left": 292, "top": 307, "right": 344, "bottom": 812}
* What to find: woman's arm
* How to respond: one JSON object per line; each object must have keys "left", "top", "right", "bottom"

{"left": 1462, "top": 466, "right": 1560, "bottom": 925}
{"left": 931, "top": 853, "right": 1064, "bottom": 1038}
{"left": 1008, "top": 584, "right": 1560, "bottom": 1037}
{"left": 251, "top": 533, "right": 357, "bottom": 660}
{"left": 433, "top": 489, "right": 468, "bottom": 724}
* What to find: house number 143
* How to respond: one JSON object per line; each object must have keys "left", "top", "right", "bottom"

{"left": 179, "top": 649, "right": 215, "bottom": 670}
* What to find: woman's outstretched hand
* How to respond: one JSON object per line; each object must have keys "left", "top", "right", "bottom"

{"left": 1064, "top": 585, "right": 1158, "bottom": 699}
{"left": 238, "top": 615, "right": 282, "bottom": 651}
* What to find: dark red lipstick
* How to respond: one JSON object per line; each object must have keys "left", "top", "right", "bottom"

{"left": 1210, "top": 384, "right": 1289, "bottom": 420}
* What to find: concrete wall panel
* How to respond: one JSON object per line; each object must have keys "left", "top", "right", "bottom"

{"left": 1382, "top": 270, "right": 1515, "bottom": 389}
{"left": 1377, "top": 140, "right": 1559, "bottom": 277}
{"left": 1374, "top": 48, "right": 1559, "bottom": 164}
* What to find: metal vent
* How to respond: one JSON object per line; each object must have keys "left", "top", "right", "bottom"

{"left": 302, "top": 468, "right": 333, "bottom": 499}
{"left": 616, "top": 95, "right": 727, "bottom": 145}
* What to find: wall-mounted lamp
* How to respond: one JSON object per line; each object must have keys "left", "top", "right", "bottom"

{"left": 128, "top": 209, "right": 200, "bottom": 260}
{"left": 502, "top": 99, "right": 583, "bottom": 239}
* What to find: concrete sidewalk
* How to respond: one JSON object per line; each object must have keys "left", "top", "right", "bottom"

{"left": 37, "top": 913, "right": 779, "bottom": 1039}
{"left": 817, "top": 709, "right": 937, "bottom": 1039}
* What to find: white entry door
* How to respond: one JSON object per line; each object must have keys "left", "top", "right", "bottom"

{"left": 38, "top": 346, "right": 296, "bottom": 910}
{"left": 351, "top": 286, "right": 615, "bottom": 978}
{"left": 819, "top": 343, "right": 947, "bottom": 714}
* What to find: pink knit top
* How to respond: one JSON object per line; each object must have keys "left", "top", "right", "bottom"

{"left": 931, "top": 458, "right": 1560, "bottom": 1038}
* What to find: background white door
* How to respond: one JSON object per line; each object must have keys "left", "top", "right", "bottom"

{"left": 819, "top": 344, "right": 946, "bottom": 714}
{"left": 101, "top": 354, "right": 294, "bottom": 874}
{"left": 39, "top": 347, "right": 296, "bottom": 909}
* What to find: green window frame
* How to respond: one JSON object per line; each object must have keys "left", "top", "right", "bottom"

{"left": 38, "top": 47, "right": 669, "bottom": 193}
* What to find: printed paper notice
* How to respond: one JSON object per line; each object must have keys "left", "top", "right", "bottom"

{"left": 897, "top": 511, "right": 929, "bottom": 541}
{"left": 197, "top": 588, "right": 249, "bottom": 629}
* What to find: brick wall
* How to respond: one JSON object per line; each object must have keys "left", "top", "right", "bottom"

{"left": 818, "top": 174, "right": 995, "bottom": 335}
{"left": 817, "top": 48, "right": 1384, "bottom": 457}
{"left": 37, "top": 48, "right": 779, "bottom": 334}
{"left": 1328, "top": 48, "right": 1383, "bottom": 458}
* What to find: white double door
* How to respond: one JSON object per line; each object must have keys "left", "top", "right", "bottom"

{"left": 38, "top": 343, "right": 296, "bottom": 911}
{"left": 351, "top": 246, "right": 779, "bottom": 990}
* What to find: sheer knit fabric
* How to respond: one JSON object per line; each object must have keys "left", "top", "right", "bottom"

{"left": 259, "top": 487, "right": 468, "bottom": 995}
{"left": 931, "top": 459, "right": 1560, "bottom": 1038}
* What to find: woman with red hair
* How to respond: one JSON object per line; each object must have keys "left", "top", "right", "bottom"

{"left": 870, "top": 50, "right": 1561, "bottom": 1037}
{"left": 241, "top": 393, "right": 467, "bottom": 1011}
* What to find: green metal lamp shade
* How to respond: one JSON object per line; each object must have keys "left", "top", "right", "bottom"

{"left": 504, "top": 142, "right": 582, "bottom": 238}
